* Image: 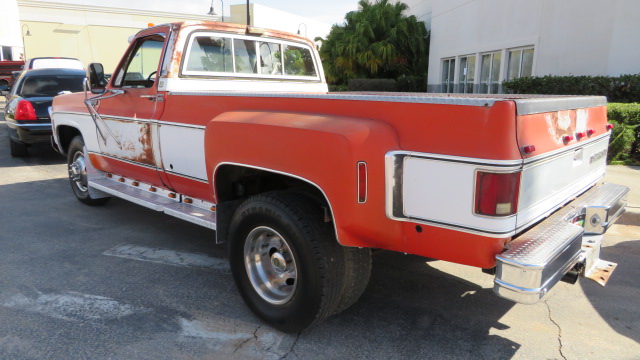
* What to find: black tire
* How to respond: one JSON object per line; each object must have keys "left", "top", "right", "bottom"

{"left": 333, "top": 247, "right": 371, "bottom": 315}
{"left": 229, "top": 191, "right": 346, "bottom": 333}
{"left": 67, "top": 136, "right": 110, "bottom": 206}
{"left": 9, "top": 137, "right": 28, "bottom": 157}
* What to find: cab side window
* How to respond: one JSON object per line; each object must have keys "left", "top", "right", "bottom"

{"left": 114, "top": 34, "right": 165, "bottom": 88}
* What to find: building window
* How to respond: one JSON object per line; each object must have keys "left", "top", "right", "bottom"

{"left": 1, "top": 46, "right": 13, "bottom": 61}
{"left": 441, "top": 58, "right": 455, "bottom": 93}
{"left": 480, "top": 51, "right": 501, "bottom": 94}
{"left": 507, "top": 47, "right": 534, "bottom": 81}
{"left": 458, "top": 55, "right": 475, "bottom": 93}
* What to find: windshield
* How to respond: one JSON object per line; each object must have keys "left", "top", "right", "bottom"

{"left": 19, "top": 75, "right": 85, "bottom": 97}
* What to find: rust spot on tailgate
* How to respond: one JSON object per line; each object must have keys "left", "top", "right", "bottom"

{"left": 545, "top": 110, "right": 577, "bottom": 144}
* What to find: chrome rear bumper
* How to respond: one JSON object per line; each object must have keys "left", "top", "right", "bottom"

{"left": 494, "top": 183, "right": 628, "bottom": 304}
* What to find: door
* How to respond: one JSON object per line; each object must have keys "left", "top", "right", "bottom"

{"left": 92, "top": 30, "right": 168, "bottom": 185}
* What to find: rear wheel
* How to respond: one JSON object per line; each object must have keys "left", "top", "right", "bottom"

{"left": 9, "top": 137, "right": 28, "bottom": 157}
{"left": 333, "top": 247, "right": 371, "bottom": 315}
{"left": 67, "top": 136, "right": 110, "bottom": 206}
{"left": 229, "top": 191, "right": 346, "bottom": 332}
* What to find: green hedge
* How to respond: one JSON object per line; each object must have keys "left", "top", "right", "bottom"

{"left": 342, "top": 76, "right": 428, "bottom": 93}
{"left": 503, "top": 74, "right": 640, "bottom": 103}
{"left": 348, "top": 79, "right": 399, "bottom": 92}
{"left": 608, "top": 103, "right": 640, "bottom": 164}
{"left": 397, "top": 75, "right": 427, "bottom": 92}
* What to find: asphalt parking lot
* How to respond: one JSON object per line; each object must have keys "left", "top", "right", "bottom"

{"left": 0, "top": 103, "right": 639, "bottom": 359}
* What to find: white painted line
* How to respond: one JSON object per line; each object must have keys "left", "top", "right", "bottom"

{"left": 103, "top": 244, "right": 229, "bottom": 271}
{"left": 0, "top": 164, "right": 67, "bottom": 185}
{"left": 1, "top": 290, "right": 143, "bottom": 322}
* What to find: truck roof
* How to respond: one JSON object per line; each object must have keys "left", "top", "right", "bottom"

{"left": 144, "top": 21, "right": 316, "bottom": 48}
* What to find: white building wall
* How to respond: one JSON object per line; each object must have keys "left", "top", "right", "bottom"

{"left": 0, "top": 0, "right": 23, "bottom": 60}
{"left": 397, "top": 0, "right": 434, "bottom": 29}
{"left": 424, "top": 0, "right": 640, "bottom": 93}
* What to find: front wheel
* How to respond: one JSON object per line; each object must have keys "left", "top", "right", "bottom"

{"left": 229, "top": 192, "right": 346, "bottom": 333}
{"left": 67, "top": 136, "right": 110, "bottom": 206}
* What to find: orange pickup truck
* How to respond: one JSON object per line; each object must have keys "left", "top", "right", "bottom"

{"left": 51, "top": 21, "right": 628, "bottom": 332}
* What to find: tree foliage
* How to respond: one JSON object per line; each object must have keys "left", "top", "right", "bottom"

{"left": 316, "top": 0, "right": 429, "bottom": 84}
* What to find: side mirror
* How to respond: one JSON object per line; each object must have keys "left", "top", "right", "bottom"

{"left": 87, "top": 63, "right": 107, "bottom": 94}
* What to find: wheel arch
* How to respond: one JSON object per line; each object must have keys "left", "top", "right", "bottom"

{"left": 213, "top": 162, "right": 339, "bottom": 245}
{"left": 55, "top": 125, "right": 82, "bottom": 156}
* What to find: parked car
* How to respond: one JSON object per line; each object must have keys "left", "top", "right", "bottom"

{"left": 4, "top": 68, "right": 86, "bottom": 156}
{"left": 24, "top": 57, "right": 84, "bottom": 70}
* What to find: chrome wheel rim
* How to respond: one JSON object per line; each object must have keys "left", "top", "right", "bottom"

{"left": 69, "top": 151, "right": 88, "bottom": 192}
{"left": 244, "top": 226, "right": 298, "bottom": 305}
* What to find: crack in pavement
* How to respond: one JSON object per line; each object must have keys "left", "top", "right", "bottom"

{"left": 232, "top": 324, "right": 261, "bottom": 354}
{"left": 280, "top": 332, "right": 300, "bottom": 359}
{"left": 545, "top": 300, "right": 567, "bottom": 360}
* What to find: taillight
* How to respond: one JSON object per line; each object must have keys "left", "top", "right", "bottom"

{"left": 357, "top": 162, "right": 367, "bottom": 203}
{"left": 474, "top": 171, "right": 521, "bottom": 216}
{"left": 14, "top": 100, "right": 37, "bottom": 121}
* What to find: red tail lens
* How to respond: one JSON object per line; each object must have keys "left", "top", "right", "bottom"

{"left": 475, "top": 171, "right": 521, "bottom": 216}
{"left": 606, "top": 124, "right": 615, "bottom": 131}
{"left": 587, "top": 129, "right": 595, "bottom": 136}
{"left": 562, "top": 135, "right": 574, "bottom": 143}
{"left": 576, "top": 131, "right": 587, "bottom": 139}
{"left": 357, "top": 162, "right": 367, "bottom": 203}
{"left": 14, "top": 100, "right": 37, "bottom": 120}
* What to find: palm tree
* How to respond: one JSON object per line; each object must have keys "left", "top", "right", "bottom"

{"left": 316, "top": 0, "right": 429, "bottom": 84}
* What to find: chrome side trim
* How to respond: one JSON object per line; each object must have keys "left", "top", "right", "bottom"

{"left": 156, "top": 120, "right": 206, "bottom": 129}
{"left": 523, "top": 133, "right": 611, "bottom": 165}
{"left": 213, "top": 162, "right": 340, "bottom": 244}
{"left": 50, "top": 111, "right": 207, "bottom": 130}
{"left": 165, "top": 169, "right": 208, "bottom": 183}
{"left": 386, "top": 150, "right": 522, "bottom": 167}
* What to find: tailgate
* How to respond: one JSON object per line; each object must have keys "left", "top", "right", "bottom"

{"left": 513, "top": 96, "right": 611, "bottom": 232}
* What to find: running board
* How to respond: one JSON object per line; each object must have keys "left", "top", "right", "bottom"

{"left": 89, "top": 177, "right": 217, "bottom": 230}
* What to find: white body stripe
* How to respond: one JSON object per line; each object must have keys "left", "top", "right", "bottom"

{"left": 159, "top": 124, "right": 207, "bottom": 181}
{"left": 402, "top": 157, "right": 518, "bottom": 235}
{"left": 162, "top": 77, "right": 328, "bottom": 93}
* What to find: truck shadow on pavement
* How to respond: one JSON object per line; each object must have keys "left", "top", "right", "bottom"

{"left": 582, "top": 236, "right": 640, "bottom": 345}
{"left": 302, "top": 251, "right": 521, "bottom": 359}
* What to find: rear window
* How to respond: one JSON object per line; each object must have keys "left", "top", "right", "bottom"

{"left": 183, "top": 32, "right": 319, "bottom": 80}
{"left": 29, "top": 58, "right": 84, "bottom": 70}
{"left": 19, "top": 75, "right": 85, "bottom": 97}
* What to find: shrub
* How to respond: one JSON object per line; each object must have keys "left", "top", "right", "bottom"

{"left": 348, "top": 78, "right": 398, "bottom": 92}
{"left": 397, "top": 75, "right": 427, "bottom": 92}
{"left": 607, "top": 103, "right": 640, "bottom": 165}
{"left": 329, "top": 84, "right": 349, "bottom": 92}
{"left": 503, "top": 74, "right": 640, "bottom": 103}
